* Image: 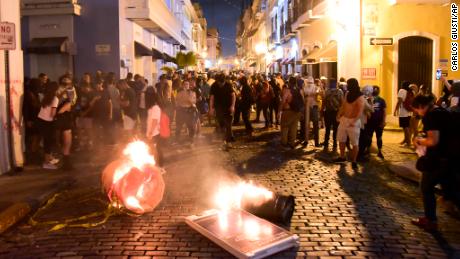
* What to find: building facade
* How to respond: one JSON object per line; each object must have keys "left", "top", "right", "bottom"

{"left": 238, "top": 0, "right": 458, "bottom": 122}
{"left": 21, "top": 0, "right": 206, "bottom": 84}
{"left": 206, "top": 27, "right": 221, "bottom": 69}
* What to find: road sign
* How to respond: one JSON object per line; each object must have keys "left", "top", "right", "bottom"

{"left": 370, "top": 37, "right": 393, "bottom": 46}
{"left": 0, "top": 22, "right": 16, "bottom": 50}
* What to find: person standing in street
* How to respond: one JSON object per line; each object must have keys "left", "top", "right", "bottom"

{"left": 259, "top": 81, "right": 274, "bottom": 129}
{"left": 269, "top": 75, "right": 282, "bottom": 128}
{"left": 301, "top": 76, "right": 320, "bottom": 148}
{"left": 145, "top": 89, "right": 164, "bottom": 167}
{"left": 37, "top": 82, "right": 60, "bottom": 169}
{"left": 411, "top": 95, "right": 450, "bottom": 231}
{"left": 118, "top": 79, "right": 138, "bottom": 139}
{"left": 334, "top": 78, "right": 365, "bottom": 169}
{"left": 394, "top": 81, "right": 413, "bottom": 147}
{"left": 323, "top": 78, "right": 343, "bottom": 152}
{"left": 239, "top": 76, "right": 254, "bottom": 136}
{"left": 91, "top": 79, "right": 113, "bottom": 146}
{"left": 366, "top": 86, "right": 387, "bottom": 159}
{"left": 175, "top": 80, "right": 198, "bottom": 146}
{"left": 279, "top": 77, "right": 303, "bottom": 149}
{"left": 210, "top": 74, "right": 236, "bottom": 148}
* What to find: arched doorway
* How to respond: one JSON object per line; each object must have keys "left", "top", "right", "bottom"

{"left": 398, "top": 36, "right": 433, "bottom": 91}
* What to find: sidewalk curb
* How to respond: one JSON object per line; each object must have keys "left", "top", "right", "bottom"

{"left": 0, "top": 177, "right": 75, "bottom": 235}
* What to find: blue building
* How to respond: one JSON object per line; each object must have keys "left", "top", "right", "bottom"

{"left": 21, "top": 0, "right": 199, "bottom": 84}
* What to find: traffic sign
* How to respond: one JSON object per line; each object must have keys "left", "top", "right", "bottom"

{"left": 370, "top": 37, "right": 393, "bottom": 46}
{"left": 0, "top": 22, "right": 16, "bottom": 50}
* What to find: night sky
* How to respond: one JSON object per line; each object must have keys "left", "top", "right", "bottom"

{"left": 193, "top": 0, "right": 247, "bottom": 57}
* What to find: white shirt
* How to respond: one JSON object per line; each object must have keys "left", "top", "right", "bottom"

{"left": 303, "top": 83, "right": 318, "bottom": 107}
{"left": 38, "top": 97, "right": 59, "bottom": 121}
{"left": 146, "top": 105, "right": 161, "bottom": 139}
{"left": 397, "top": 88, "right": 412, "bottom": 117}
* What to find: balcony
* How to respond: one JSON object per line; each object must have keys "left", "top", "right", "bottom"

{"left": 175, "top": 12, "right": 193, "bottom": 40}
{"left": 125, "top": 0, "right": 183, "bottom": 45}
{"left": 21, "top": 0, "right": 81, "bottom": 16}
{"left": 291, "top": 0, "right": 327, "bottom": 31}
{"left": 281, "top": 19, "right": 295, "bottom": 42}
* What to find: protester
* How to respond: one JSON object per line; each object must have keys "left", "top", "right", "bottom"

{"left": 357, "top": 85, "right": 375, "bottom": 161}
{"left": 323, "top": 78, "right": 343, "bottom": 152}
{"left": 56, "top": 76, "right": 77, "bottom": 170}
{"left": 175, "top": 80, "right": 198, "bottom": 145}
{"left": 366, "top": 86, "right": 386, "bottom": 159}
{"left": 280, "top": 77, "right": 303, "bottom": 149}
{"left": 76, "top": 78, "right": 95, "bottom": 150}
{"left": 394, "top": 81, "right": 413, "bottom": 147}
{"left": 411, "top": 94, "right": 450, "bottom": 231}
{"left": 301, "top": 76, "right": 320, "bottom": 147}
{"left": 145, "top": 89, "right": 164, "bottom": 167}
{"left": 92, "top": 79, "right": 113, "bottom": 146}
{"left": 23, "top": 78, "right": 42, "bottom": 163}
{"left": 119, "top": 79, "right": 138, "bottom": 137}
{"left": 239, "top": 76, "right": 254, "bottom": 136}
{"left": 334, "top": 78, "right": 365, "bottom": 169}
{"left": 269, "top": 75, "right": 282, "bottom": 128}
{"left": 210, "top": 74, "right": 236, "bottom": 148}
{"left": 259, "top": 81, "right": 274, "bottom": 129}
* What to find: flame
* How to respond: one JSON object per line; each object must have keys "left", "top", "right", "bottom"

{"left": 126, "top": 196, "right": 143, "bottom": 212}
{"left": 123, "top": 140, "right": 155, "bottom": 168}
{"left": 214, "top": 181, "right": 273, "bottom": 211}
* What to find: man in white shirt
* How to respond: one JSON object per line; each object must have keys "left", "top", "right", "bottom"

{"left": 301, "top": 76, "right": 320, "bottom": 147}
{"left": 393, "top": 81, "right": 413, "bottom": 147}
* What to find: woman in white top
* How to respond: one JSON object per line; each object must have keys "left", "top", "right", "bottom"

{"left": 37, "top": 82, "right": 59, "bottom": 169}
{"left": 145, "top": 88, "right": 164, "bottom": 167}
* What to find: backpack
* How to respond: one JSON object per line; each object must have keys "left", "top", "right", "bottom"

{"left": 159, "top": 111, "right": 170, "bottom": 138}
{"left": 289, "top": 87, "right": 305, "bottom": 112}
{"left": 403, "top": 90, "right": 414, "bottom": 112}
{"left": 326, "top": 88, "right": 342, "bottom": 111}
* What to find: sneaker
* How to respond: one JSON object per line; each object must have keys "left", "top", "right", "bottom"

{"left": 351, "top": 162, "right": 358, "bottom": 170}
{"left": 411, "top": 217, "right": 438, "bottom": 231}
{"left": 377, "top": 151, "right": 384, "bottom": 159}
{"left": 333, "top": 157, "right": 347, "bottom": 163}
{"left": 49, "top": 158, "right": 60, "bottom": 165}
{"left": 42, "top": 163, "right": 58, "bottom": 170}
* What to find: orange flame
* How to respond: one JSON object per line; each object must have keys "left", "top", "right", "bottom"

{"left": 214, "top": 181, "right": 273, "bottom": 211}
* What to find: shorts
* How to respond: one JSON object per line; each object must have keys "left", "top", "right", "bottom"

{"left": 76, "top": 117, "right": 93, "bottom": 129}
{"left": 56, "top": 112, "right": 73, "bottom": 131}
{"left": 123, "top": 114, "right": 136, "bottom": 130}
{"left": 399, "top": 116, "right": 410, "bottom": 128}
{"left": 337, "top": 117, "right": 361, "bottom": 146}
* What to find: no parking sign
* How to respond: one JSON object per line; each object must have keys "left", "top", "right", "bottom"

{"left": 0, "top": 22, "right": 16, "bottom": 50}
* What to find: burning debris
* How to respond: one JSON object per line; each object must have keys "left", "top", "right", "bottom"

{"left": 186, "top": 181, "right": 298, "bottom": 259}
{"left": 102, "top": 140, "right": 165, "bottom": 214}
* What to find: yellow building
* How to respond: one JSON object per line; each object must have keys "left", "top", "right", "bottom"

{"left": 294, "top": 0, "right": 455, "bottom": 120}
{"left": 361, "top": 0, "right": 457, "bottom": 115}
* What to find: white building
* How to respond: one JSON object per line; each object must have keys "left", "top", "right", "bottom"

{"left": 206, "top": 27, "right": 221, "bottom": 69}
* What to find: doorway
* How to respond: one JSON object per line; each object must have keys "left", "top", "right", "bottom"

{"left": 398, "top": 36, "right": 433, "bottom": 91}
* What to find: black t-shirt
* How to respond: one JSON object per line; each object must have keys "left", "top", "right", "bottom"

{"left": 369, "top": 96, "right": 386, "bottom": 125}
{"left": 210, "top": 81, "right": 234, "bottom": 111}
{"left": 78, "top": 90, "right": 95, "bottom": 117}
{"left": 93, "top": 89, "right": 111, "bottom": 120}
{"left": 241, "top": 84, "right": 253, "bottom": 108}
{"left": 121, "top": 87, "right": 138, "bottom": 119}
{"left": 422, "top": 107, "right": 450, "bottom": 159}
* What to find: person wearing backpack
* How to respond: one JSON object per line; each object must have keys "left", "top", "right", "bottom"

{"left": 279, "top": 77, "right": 303, "bottom": 149}
{"left": 323, "top": 78, "right": 343, "bottom": 152}
{"left": 301, "top": 76, "right": 321, "bottom": 148}
{"left": 393, "top": 81, "right": 413, "bottom": 147}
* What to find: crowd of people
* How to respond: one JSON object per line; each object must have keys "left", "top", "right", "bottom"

{"left": 23, "top": 68, "right": 460, "bottom": 230}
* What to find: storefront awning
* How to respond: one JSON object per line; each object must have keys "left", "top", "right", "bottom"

{"left": 303, "top": 41, "right": 337, "bottom": 63}
{"left": 163, "top": 52, "right": 176, "bottom": 64}
{"left": 26, "top": 37, "right": 68, "bottom": 54}
{"left": 151, "top": 48, "right": 164, "bottom": 60}
{"left": 135, "top": 41, "right": 153, "bottom": 56}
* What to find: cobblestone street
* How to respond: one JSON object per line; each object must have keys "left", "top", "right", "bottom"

{"left": 1, "top": 127, "right": 460, "bottom": 258}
